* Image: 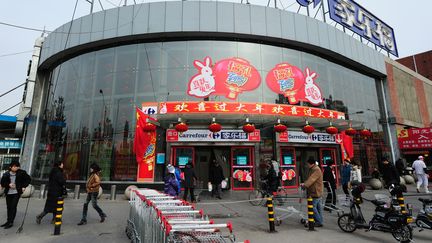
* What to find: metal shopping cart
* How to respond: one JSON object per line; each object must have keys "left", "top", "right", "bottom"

{"left": 273, "top": 187, "right": 308, "bottom": 226}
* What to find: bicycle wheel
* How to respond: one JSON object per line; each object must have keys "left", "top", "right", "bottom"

{"left": 337, "top": 213, "right": 357, "bottom": 233}
{"left": 249, "top": 190, "right": 265, "bottom": 206}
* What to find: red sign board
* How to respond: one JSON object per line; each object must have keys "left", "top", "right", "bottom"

{"left": 166, "top": 129, "right": 260, "bottom": 142}
{"left": 158, "top": 101, "right": 345, "bottom": 119}
{"left": 398, "top": 127, "right": 432, "bottom": 149}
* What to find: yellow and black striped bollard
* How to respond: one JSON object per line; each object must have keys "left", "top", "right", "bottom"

{"left": 266, "top": 197, "right": 276, "bottom": 232}
{"left": 54, "top": 197, "right": 64, "bottom": 235}
{"left": 397, "top": 193, "right": 407, "bottom": 215}
{"left": 307, "top": 197, "right": 315, "bottom": 231}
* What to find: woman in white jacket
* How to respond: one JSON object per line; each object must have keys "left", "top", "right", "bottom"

{"left": 350, "top": 162, "right": 362, "bottom": 185}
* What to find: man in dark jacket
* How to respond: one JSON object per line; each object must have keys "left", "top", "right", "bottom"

{"left": 182, "top": 162, "right": 198, "bottom": 202}
{"left": 380, "top": 157, "right": 400, "bottom": 188}
{"left": 341, "top": 159, "right": 351, "bottom": 195}
{"left": 36, "top": 162, "right": 66, "bottom": 224}
{"left": 0, "top": 161, "right": 31, "bottom": 229}
{"left": 323, "top": 159, "right": 337, "bottom": 209}
{"left": 209, "top": 160, "right": 224, "bottom": 199}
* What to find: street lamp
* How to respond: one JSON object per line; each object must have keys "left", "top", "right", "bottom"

{"left": 366, "top": 108, "right": 380, "bottom": 132}
{"left": 345, "top": 110, "right": 364, "bottom": 120}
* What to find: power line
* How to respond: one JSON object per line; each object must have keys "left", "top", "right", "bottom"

{"left": 0, "top": 50, "right": 33, "bottom": 58}
{"left": 0, "top": 21, "right": 51, "bottom": 33}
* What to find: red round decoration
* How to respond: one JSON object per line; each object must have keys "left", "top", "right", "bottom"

{"left": 213, "top": 58, "right": 261, "bottom": 99}
{"left": 209, "top": 122, "right": 222, "bottom": 133}
{"left": 266, "top": 63, "right": 306, "bottom": 105}
{"left": 326, "top": 126, "right": 338, "bottom": 135}
{"left": 242, "top": 123, "right": 255, "bottom": 133}
{"left": 175, "top": 122, "right": 188, "bottom": 133}
{"left": 274, "top": 123, "right": 287, "bottom": 133}
{"left": 360, "top": 129, "right": 372, "bottom": 138}
{"left": 302, "top": 125, "right": 315, "bottom": 134}
{"left": 345, "top": 127, "right": 357, "bottom": 136}
{"left": 142, "top": 122, "right": 156, "bottom": 132}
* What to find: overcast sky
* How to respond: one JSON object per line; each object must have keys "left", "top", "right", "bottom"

{"left": 0, "top": 0, "right": 431, "bottom": 116}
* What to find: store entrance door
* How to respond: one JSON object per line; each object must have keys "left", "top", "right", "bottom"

{"left": 231, "top": 146, "right": 254, "bottom": 190}
{"left": 319, "top": 148, "right": 339, "bottom": 186}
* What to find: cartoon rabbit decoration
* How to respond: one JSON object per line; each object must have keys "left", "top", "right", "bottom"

{"left": 187, "top": 56, "right": 216, "bottom": 98}
{"left": 304, "top": 67, "right": 323, "bottom": 105}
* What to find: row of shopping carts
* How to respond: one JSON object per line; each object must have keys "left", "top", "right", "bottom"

{"left": 126, "top": 188, "right": 249, "bottom": 243}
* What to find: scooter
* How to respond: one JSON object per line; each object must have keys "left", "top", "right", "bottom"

{"left": 416, "top": 197, "right": 432, "bottom": 231}
{"left": 338, "top": 183, "right": 413, "bottom": 243}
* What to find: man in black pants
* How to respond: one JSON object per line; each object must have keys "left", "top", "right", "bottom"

{"left": 0, "top": 161, "right": 31, "bottom": 229}
{"left": 323, "top": 160, "right": 337, "bottom": 210}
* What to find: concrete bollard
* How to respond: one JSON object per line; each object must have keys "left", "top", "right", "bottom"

{"left": 110, "top": 185, "right": 116, "bottom": 200}
{"left": 39, "top": 184, "right": 46, "bottom": 199}
{"left": 307, "top": 197, "right": 315, "bottom": 231}
{"left": 73, "top": 185, "right": 80, "bottom": 200}
{"left": 54, "top": 197, "right": 64, "bottom": 235}
{"left": 266, "top": 197, "right": 276, "bottom": 233}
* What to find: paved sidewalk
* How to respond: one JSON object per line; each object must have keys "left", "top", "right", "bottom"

{"left": 0, "top": 184, "right": 431, "bottom": 243}
{"left": 0, "top": 194, "right": 130, "bottom": 243}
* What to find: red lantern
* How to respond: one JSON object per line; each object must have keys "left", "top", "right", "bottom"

{"left": 209, "top": 122, "right": 222, "bottom": 133}
{"left": 326, "top": 126, "right": 338, "bottom": 135}
{"left": 360, "top": 129, "right": 372, "bottom": 138}
{"left": 274, "top": 123, "right": 287, "bottom": 133}
{"left": 142, "top": 122, "right": 156, "bottom": 132}
{"left": 175, "top": 122, "right": 188, "bottom": 133}
{"left": 213, "top": 58, "right": 261, "bottom": 99}
{"left": 243, "top": 123, "right": 255, "bottom": 133}
{"left": 266, "top": 63, "right": 306, "bottom": 105}
{"left": 345, "top": 127, "right": 357, "bottom": 136}
{"left": 303, "top": 124, "right": 315, "bottom": 134}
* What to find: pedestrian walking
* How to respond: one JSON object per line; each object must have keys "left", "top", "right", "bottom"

{"left": 0, "top": 161, "right": 31, "bottom": 229}
{"left": 164, "top": 165, "right": 179, "bottom": 197}
{"left": 349, "top": 161, "right": 362, "bottom": 184}
{"left": 395, "top": 158, "right": 407, "bottom": 176}
{"left": 264, "top": 160, "right": 279, "bottom": 196}
{"left": 323, "top": 159, "right": 336, "bottom": 209}
{"left": 412, "top": 155, "right": 429, "bottom": 193}
{"left": 270, "top": 157, "right": 280, "bottom": 178}
{"left": 341, "top": 158, "right": 352, "bottom": 195}
{"left": 301, "top": 157, "right": 324, "bottom": 227}
{"left": 209, "top": 159, "right": 224, "bottom": 199}
{"left": 173, "top": 165, "right": 182, "bottom": 196}
{"left": 77, "top": 163, "right": 107, "bottom": 225}
{"left": 36, "top": 162, "right": 66, "bottom": 224}
{"left": 182, "top": 162, "right": 197, "bottom": 203}
{"left": 380, "top": 157, "right": 400, "bottom": 188}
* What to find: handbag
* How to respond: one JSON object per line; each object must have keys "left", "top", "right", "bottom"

{"left": 208, "top": 182, "right": 212, "bottom": 192}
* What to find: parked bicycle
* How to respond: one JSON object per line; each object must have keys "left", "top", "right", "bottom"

{"left": 248, "top": 180, "right": 288, "bottom": 206}
{"left": 338, "top": 183, "right": 413, "bottom": 243}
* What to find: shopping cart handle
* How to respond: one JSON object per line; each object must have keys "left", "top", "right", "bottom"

{"left": 209, "top": 219, "right": 214, "bottom": 224}
{"left": 165, "top": 223, "right": 172, "bottom": 235}
{"left": 227, "top": 221, "right": 233, "bottom": 233}
{"left": 199, "top": 209, "right": 204, "bottom": 216}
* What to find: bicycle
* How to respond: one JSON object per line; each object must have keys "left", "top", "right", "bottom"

{"left": 248, "top": 180, "right": 288, "bottom": 206}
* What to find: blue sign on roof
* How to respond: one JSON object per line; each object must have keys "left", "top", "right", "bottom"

{"left": 0, "top": 115, "right": 17, "bottom": 123}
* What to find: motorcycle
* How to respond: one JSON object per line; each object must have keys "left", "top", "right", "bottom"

{"left": 415, "top": 197, "right": 432, "bottom": 231}
{"left": 338, "top": 183, "right": 413, "bottom": 243}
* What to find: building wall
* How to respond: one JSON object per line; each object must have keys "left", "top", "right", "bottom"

{"left": 38, "top": 1, "right": 386, "bottom": 77}
{"left": 385, "top": 58, "right": 432, "bottom": 128}
{"left": 397, "top": 51, "right": 432, "bottom": 80}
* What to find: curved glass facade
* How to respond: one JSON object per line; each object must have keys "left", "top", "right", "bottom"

{"left": 33, "top": 40, "right": 387, "bottom": 181}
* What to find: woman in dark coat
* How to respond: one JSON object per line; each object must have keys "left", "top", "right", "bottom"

{"left": 36, "top": 162, "right": 66, "bottom": 224}
{"left": 380, "top": 157, "right": 400, "bottom": 188}
{"left": 209, "top": 160, "right": 224, "bottom": 199}
{"left": 182, "top": 162, "right": 197, "bottom": 202}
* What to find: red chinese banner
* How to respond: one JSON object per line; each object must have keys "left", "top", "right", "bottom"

{"left": 397, "top": 127, "right": 432, "bottom": 149}
{"left": 157, "top": 101, "right": 345, "bottom": 119}
{"left": 133, "top": 108, "right": 156, "bottom": 182}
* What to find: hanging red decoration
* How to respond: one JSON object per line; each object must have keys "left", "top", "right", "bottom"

{"left": 209, "top": 122, "right": 222, "bottom": 133}
{"left": 274, "top": 123, "right": 287, "bottom": 133}
{"left": 142, "top": 122, "right": 156, "bottom": 132}
{"left": 302, "top": 124, "right": 315, "bottom": 134}
{"left": 326, "top": 126, "right": 338, "bottom": 135}
{"left": 360, "top": 129, "right": 372, "bottom": 138}
{"left": 345, "top": 127, "right": 357, "bottom": 136}
{"left": 242, "top": 123, "right": 255, "bottom": 133}
{"left": 175, "top": 122, "right": 188, "bottom": 133}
